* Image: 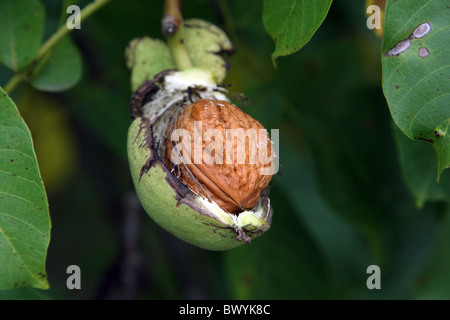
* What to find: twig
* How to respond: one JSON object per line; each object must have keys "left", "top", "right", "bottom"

{"left": 162, "top": 0, "right": 182, "bottom": 36}
{"left": 162, "top": 0, "right": 192, "bottom": 70}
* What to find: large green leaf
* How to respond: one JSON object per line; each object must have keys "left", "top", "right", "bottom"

{"left": 262, "top": 0, "right": 333, "bottom": 65}
{"left": 0, "top": 0, "right": 45, "bottom": 71}
{"left": 382, "top": 0, "right": 450, "bottom": 178}
{"left": 31, "top": 36, "right": 83, "bottom": 92}
{"left": 0, "top": 87, "right": 51, "bottom": 290}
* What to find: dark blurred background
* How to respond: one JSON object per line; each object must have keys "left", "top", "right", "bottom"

{"left": 0, "top": 0, "right": 448, "bottom": 300}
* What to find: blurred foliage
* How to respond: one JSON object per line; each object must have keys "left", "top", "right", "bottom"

{"left": 16, "top": 87, "right": 78, "bottom": 193}
{"left": 0, "top": 0, "right": 449, "bottom": 299}
{"left": 0, "top": 0, "right": 45, "bottom": 71}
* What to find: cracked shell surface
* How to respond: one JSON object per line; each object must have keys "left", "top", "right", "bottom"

{"left": 164, "top": 99, "right": 273, "bottom": 213}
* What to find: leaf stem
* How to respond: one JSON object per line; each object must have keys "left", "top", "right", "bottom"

{"left": 162, "top": 0, "right": 192, "bottom": 70}
{"left": 4, "top": 0, "right": 113, "bottom": 95}
{"left": 4, "top": 71, "right": 26, "bottom": 94}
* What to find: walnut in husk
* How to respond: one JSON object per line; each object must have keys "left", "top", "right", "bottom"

{"left": 127, "top": 69, "right": 275, "bottom": 250}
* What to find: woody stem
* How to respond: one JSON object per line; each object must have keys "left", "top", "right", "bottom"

{"left": 162, "top": 0, "right": 192, "bottom": 70}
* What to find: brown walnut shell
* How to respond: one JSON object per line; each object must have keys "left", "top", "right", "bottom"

{"left": 164, "top": 99, "right": 273, "bottom": 213}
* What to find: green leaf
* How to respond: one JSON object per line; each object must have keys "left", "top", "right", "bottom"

{"left": 0, "top": 0, "right": 45, "bottom": 71}
{"left": 31, "top": 36, "right": 83, "bottom": 92}
{"left": 262, "top": 0, "right": 333, "bottom": 66}
{"left": 393, "top": 124, "right": 450, "bottom": 208}
{"left": 0, "top": 87, "right": 51, "bottom": 290}
{"left": 382, "top": 0, "right": 450, "bottom": 178}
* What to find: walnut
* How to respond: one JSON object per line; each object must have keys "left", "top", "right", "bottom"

{"left": 164, "top": 99, "right": 273, "bottom": 213}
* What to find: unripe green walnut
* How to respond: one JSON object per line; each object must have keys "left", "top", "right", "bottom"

{"left": 127, "top": 68, "right": 274, "bottom": 251}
